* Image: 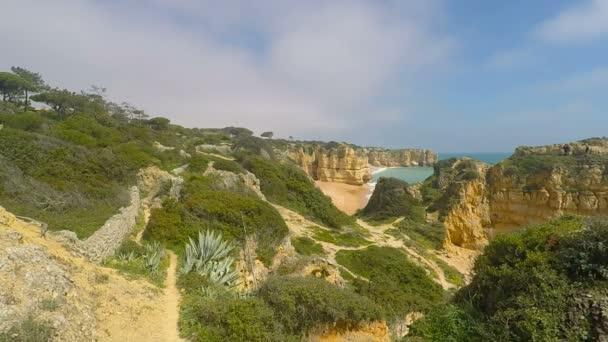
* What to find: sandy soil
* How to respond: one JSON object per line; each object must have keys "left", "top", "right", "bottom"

{"left": 315, "top": 181, "right": 370, "bottom": 215}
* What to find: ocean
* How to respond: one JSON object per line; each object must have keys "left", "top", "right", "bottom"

{"left": 367, "top": 152, "right": 511, "bottom": 196}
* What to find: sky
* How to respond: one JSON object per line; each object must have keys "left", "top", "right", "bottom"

{"left": 1, "top": 0, "right": 607, "bottom": 152}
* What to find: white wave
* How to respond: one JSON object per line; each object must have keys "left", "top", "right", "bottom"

{"left": 371, "top": 167, "right": 387, "bottom": 175}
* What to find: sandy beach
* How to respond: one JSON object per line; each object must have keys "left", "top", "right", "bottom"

{"left": 315, "top": 181, "right": 371, "bottom": 215}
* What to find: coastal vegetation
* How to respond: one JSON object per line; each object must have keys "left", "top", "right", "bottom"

{"left": 240, "top": 157, "right": 354, "bottom": 228}
{"left": 359, "top": 177, "right": 425, "bottom": 223}
{"left": 336, "top": 246, "right": 444, "bottom": 323}
{"left": 407, "top": 216, "right": 608, "bottom": 341}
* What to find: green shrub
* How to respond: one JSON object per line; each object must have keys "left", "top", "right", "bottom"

{"left": 188, "top": 154, "right": 210, "bottom": 173}
{"left": 180, "top": 295, "right": 289, "bottom": 342}
{"left": 0, "top": 111, "right": 44, "bottom": 131}
{"left": 336, "top": 246, "right": 444, "bottom": 321}
{"left": 241, "top": 157, "right": 354, "bottom": 228}
{"left": 397, "top": 220, "right": 446, "bottom": 250}
{"left": 211, "top": 159, "right": 244, "bottom": 174}
{"left": 291, "top": 236, "right": 325, "bottom": 256}
{"left": 310, "top": 226, "right": 370, "bottom": 247}
{"left": 145, "top": 188, "right": 288, "bottom": 266}
{"left": 258, "top": 276, "right": 383, "bottom": 336}
{"left": 183, "top": 190, "right": 288, "bottom": 265}
{"left": 406, "top": 304, "right": 477, "bottom": 342}
{"left": 412, "top": 216, "right": 600, "bottom": 341}
{"left": 0, "top": 316, "right": 54, "bottom": 342}
{"left": 360, "top": 177, "right": 425, "bottom": 222}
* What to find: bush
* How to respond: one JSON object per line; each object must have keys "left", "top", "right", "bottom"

{"left": 291, "top": 236, "right": 325, "bottom": 256}
{"left": 258, "top": 276, "right": 383, "bottom": 336}
{"left": 336, "top": 246, "right": 444, "bottom": 322}
{"left": 242, "top": 157, "right": 354, "bottom": 228}
{"left": 310, "top": 226, "right": 370, "bottom": 247}
{"left": 180, "top": 295, "right": 288, "bottom": 342}
{"left": 188, "top": 154, "right": 210, "bottom": 173}
{"left": 211, "top": 159, "right": 244, "bottom": 174}
{"left": 145, "top": 187, "right": 289, "bottom": 266}
{"left": 0, "top": 316, "right": 54, "bottom": 342}
{"left": 0, "top": 111, "right": 44, "bottom": 131}
{"left": 413, "top": 216, "right": 602, "bottom": 341}
{"left": 183, "top": 190, "right": 288, "bottom": 265}
{"left": 397, "top": 219, "right": 446, "bottom": 250}
{"left": 360, "top": 177, "right": 425, "bottom": 222}
{"left": 406, "top": 304, "right": 477, "bottom": 342}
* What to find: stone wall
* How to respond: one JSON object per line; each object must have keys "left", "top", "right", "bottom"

{"left": 78, "top": 186, "right": 140, "bottom": 263}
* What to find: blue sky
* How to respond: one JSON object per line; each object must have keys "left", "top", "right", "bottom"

{"left": 1, "top": 0, "right": 607, "bottom": 152}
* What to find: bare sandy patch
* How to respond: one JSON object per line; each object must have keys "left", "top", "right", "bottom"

{"left": 315, "top": 181, "right": 369, "bottom": 215}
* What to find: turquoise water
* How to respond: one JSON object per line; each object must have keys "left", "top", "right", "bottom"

{"left": 370, "top": 152, "right": 511, "bottom": 186}
{"left": 371, "top": 167, "right": 434, "bottom": 184}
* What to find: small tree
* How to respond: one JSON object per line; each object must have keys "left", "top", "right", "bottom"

{"left": 11, "top": 67, "right": 47, "bottom": 109}
{"left": 261, "top": 131, "right": 274, "bottom": 139}
{"left": 0, "top": 72, "right": 29, "bottom": 103}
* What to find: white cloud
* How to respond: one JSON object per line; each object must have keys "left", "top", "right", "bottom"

{"left": 0, "top": 0, "right": 452, "bottom": 138}
{"left": 535, "top": 0, "right": 608, "bottom": 43}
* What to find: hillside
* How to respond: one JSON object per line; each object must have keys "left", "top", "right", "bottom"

{"left": 0, "top": 69, "right": 453, "bottom": 341}
{"left": 2, "top": 68, "right": 608, "bottom": 342}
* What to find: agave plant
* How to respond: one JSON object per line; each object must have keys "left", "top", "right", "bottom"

{"left": 143, "top": 241, "right": 166, "bottom": 274}
{"left": 117, "top": 251, "right": 138, "bottom": 262}
{"left": 181, "top": 230, "right": 239, "bottom": 287}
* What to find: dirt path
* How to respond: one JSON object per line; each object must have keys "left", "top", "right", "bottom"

{"left": 274, "top": 204, "right": 455, "bottom": 290}
{"left": 164, "top": 251, "right": 185, "bottom": 342}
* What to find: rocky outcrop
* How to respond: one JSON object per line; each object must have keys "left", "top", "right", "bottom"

{"left": 368, "top": 148, "right": 437, "bottom": 167}
{"left": 195, "top": 144, "right": 232, "bottom": 155}
{"left": 0, "top": 228, "right": 97, "bottom": 341}
{"left": 434, "top": 138, "right": 608, "bottom": 250}
{"left": 288, "top": 145, "right": 371, "bottom": 185}
{"left": 308, "top": 321, "right": 390, "bottom": 342}
{"left": 286, "top": 144, "right": 437, "bottom": 185}
{"left": 204, "top": 166, "right": 267, "bottom": 200}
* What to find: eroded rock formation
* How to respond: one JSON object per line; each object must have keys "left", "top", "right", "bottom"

{"left": 288, "top": 145, "right": 371, "bottom": 185}
{"left": 286, "top": 144, "right": 437, "bottom": 185}
{"left": 368, "top": 148, "right": 437, "bottom": 167}
{"left": 434, "top": 138, "right": 608, "bottom": 250}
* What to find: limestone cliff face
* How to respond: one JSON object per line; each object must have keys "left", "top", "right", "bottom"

{"left": 287, "top": 145, "right": 371, "bottom": 185}
{"left": 443, "top": 174, "right": 491, "bottom": 250}
{"left": 487, "top": 161, "right": 608, "bottom": 232}
{"left": 286, "top": 144, "right": 437, "bottom": 185}
{"left": 434, "top": 138, "right": 608, "bottom": 250}
{"left": 368, "top": 149, "right": 437, "bottom": 167}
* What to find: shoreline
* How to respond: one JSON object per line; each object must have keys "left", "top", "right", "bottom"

{"left": 317, "top": 166, "right": 435, "bottom": 215}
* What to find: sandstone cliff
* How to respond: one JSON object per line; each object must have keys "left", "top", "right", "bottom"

{"left": 286, "top": 144, "right": 437, "bottom": 185}
{"left": 287, "top": 145, "right": 371, "bottom": 185}
{"left": 428, "top": 138, "right": 608, "bottom": 250}
{"left": 368, "top": 148, "right": 437, "bottom": 167}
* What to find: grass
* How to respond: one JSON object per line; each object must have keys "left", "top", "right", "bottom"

{"left": 335, "top": 246, "right": 445, "bottom": 322}
{"left": 0, "top": 316, "right": 54, "bottom": 342}
{"left": 431, "top": 255, "right": 465, "bottom": 286}
{"left": 39, "top": 298, "right": 60, "bottom": 311}
{"left": 397, "top": 219, "right": 446, "bottom": 250}
{"left": 105, "top": 256, "right": 169, "bottom": 287}
{"left": 103, "top": 239, "right": 169, "bottom": 287}
{"left": 291, "top": 236, "right": 325, "bottom": 256}
{"left": 310, "top": 226, "right": 370, "bottom": 247}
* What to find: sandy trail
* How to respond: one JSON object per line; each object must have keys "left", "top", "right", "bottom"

{"left": 164, "top": 251, "right": 185, "bottom": 342}
{"left": 274, "top": 204, "right": 454, "bottom": 290}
